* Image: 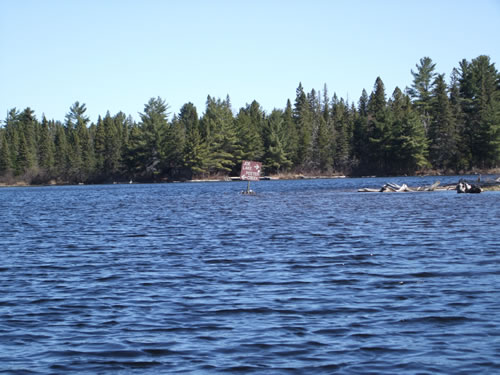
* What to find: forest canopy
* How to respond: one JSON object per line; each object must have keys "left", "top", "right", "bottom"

{"left": 1, "top": 55, "right": 499, "bottom": 184}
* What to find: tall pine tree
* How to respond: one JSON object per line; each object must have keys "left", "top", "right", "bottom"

{"left": 428, "top": 74, "right": 458, "bottom": 170}
{"left": 389, "top": 87, "right": 429, "bottom": 174}
{"left": 366, "top": 77, "right": 390, "bottom": 174}
{"left": 38, "top": 116, "right": 55, "bottom": 177}
{"left": 293, "top": 83, "right": 313, "bottom": 169}
{"left": 180, "top": 103, "right": 208, "bottom": 177}
{"left": 409, "top": 57, "right": 437, "bottom": 132}
{"left": 0, "top": 131, "right": 12, "bottom": 177}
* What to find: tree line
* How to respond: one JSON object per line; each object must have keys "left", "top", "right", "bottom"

{"left": 0, "top": 55, "right": 499, "bottom": 184}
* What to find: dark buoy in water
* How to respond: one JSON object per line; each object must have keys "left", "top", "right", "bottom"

{"left": 456, "top": 178, "right": 482, "bottom": 193}
{"left": 241, "top": 189, "right": 256, "bottom": 195}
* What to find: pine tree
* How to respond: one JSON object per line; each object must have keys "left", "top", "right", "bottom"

{"left": 449, "top": 68, "right": 470, "bottom": 170}
{"left": 351, "top": 90, "right": 369, "bottom": 172}
{"left": 16, "top": 133, "right": 35, "bottom": 176}
{"left": 201, "top": 96, "right": 241, "bottom": 175}
{"left": 315, "top": 115, "right": 333, "bottom": 172}
{"left": 137, "top": 97, "right": 170, "bottom": 179}
{"left": 358, "top": 89, "right": 369, "bottom": 117}
{"left": 308, "top": 88, "right": 323, "bottom": 171}
{"left": 454, "top": 56, "right": 500, "bottom": 168}
{"left": 53, "top": 123, "right": 69, "bottom": 180}
{"left": 282, "top": 99, "right": 298, "bottom": 167}
{"left": 332, "top": 95, "right": 351, "bottom": 172}
{"left": 366, "top": 77, "right": 390, "bottom": 174}
{"left": 183, "top": 125, "right": 208, "bottom": 177}
{"left": 163, "top": 114, "right": 186, "bottom": 178}
{"left": 64, "top": 102, "right": 94, "bottom": 182}
{"left": 235, "top": 101, "right": 265, "bottom": 162}
{"left": 4, "top": 109, "right": 21, "bottom": 173}
{"left": 105, "top": 113, "right": 123, "bottom": 176}
{"left": 322, "top": 84, "right": 331, "bottom": 123}
{"left": 293, "top": 83, "right": 313, "bottom": 168}
{"left": 94, "top": 115, "right": 106, "bottom": 173}
{"left": 409, "top": 57, "right": 437, "bottom": 131}
{"left": 38, "top": 116, "right": 55, "bottom": 175}
{"left": 124, "top": 125, "right": 148, "bottom": 180}
{"left": 179, "top": 103, "right": 208, "bottom": 177}
{"left": 115, "top": 112, "right": 132, "bottom": 176}
{"left": 390, "top": 88, "right": 429, "bottom": 174}
{"left": 467, "top": 55, "right": 500, "bottom": 168}
{"left": 263, "top": 109, "right": 292, "bottom": 173}
{"left": 429, "top": 74, "right": 458, "bottom": 170}
{"left": 19, "top": 108, "right": 39, "bottom": 170}
{"left": 0, "top": 131, "right": 12, "bottom": 176}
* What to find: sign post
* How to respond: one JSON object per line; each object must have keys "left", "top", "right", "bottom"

{"left": 240, "top": 160, "right": 262, "bottom": 194}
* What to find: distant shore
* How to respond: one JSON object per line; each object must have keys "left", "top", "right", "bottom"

{"left": 1, "top": 169, "right": 499, "bottom": 188}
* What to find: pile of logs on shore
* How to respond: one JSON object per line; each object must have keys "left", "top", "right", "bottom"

{"left": 358, "top": 181, "right": 444, "bottom": 193}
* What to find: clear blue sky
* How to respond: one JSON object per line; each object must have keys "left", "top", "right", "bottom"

{"left": 1, "top": 0, "right": 499, "bottom": 124}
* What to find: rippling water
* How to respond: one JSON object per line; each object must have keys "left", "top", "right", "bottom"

{"left": 1, "top": 177, "right": 499, "bottom": 374}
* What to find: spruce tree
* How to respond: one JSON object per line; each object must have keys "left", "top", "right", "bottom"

{"left": 201, "top": 96, "right": 241, "bottom": 175}
{"left": 282, "top": 99, "right": 299, "bottom": 167}
{"left": 183, "top": 125, "right": 208, "bottom": 177}
{"left": 16, "top": 133, "right": 35, "bottom": 176}
{"left": 315, "top": 115, "right": 333, "bottom": 172}
{"left": 179, "top": 103, "right": 208, "bottom": 177}
{"left": 308, "top": 88, "right": 323, "bottom": 171}
{"left": 358, "top": 89, "right": 369, "bottom": 117}
{"left": 19, "top": 108, "right": 39, "bottom": 169}
{"left": 390, "top": 88, "right": 429, "bottom": 174}
{"left": 124, "top": 125, "right": 148, "bottom": 180}
{"left": 429, "top": 74, "right": 458, "bottom": 170}
{"left": 449, "top": 68, "right": 470, "bottom": 170}
{"left": 4, "top": 109, "right": 21, "bottom": 173}
{"left": 163, "top": 114, "right": 186, "bottom": 178}
{"left": 366, "top": 77, "right": 390, "bottom": 174}
{"left": 263, "top": 109, "right": 292, "bottom": 173}
{"left": 351, "top": 90, "right": 369, "bottom": 172}
{"left": 246, "top": 100, "right": 266, "bottom": 160}
{"left": 54, "top": 123, "right": 69, "bottom": 180}
{"left": 0, "top": 131, "right": 12, "bottom": 176}
{"left": 38, "top": 116, "right": 55, "bottom": 176}
{"left": 293, "top": 83, "right": 313, "bottom": 168}
{"left": 105, "top": 113, "right": 123, "bottom": 176}
{"left": 235, "top": 101, "right": 265, "bottom": 162}
{"left": 467, "top": 55, "right": 500, "bottom": 168}
{"left": 454, "top": 56, "right": 500, "bottom": 168}
{"left": 332, "top": 95, "right": 351, "bottom": 172}
{"left": 94, "top": 115, "right": 106, "bottom": 174}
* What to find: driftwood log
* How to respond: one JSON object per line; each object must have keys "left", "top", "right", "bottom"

{"left": 359, "top": 177, "right": 500, "bottom": 193}
{"left": 358, "top": 181, "right": 442, "bottom": 193}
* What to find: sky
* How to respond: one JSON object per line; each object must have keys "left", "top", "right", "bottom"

{"left": 1, "top": 0, "right": 499, "bottom": 124}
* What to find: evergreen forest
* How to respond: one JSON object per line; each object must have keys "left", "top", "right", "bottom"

{"left": 1, "top": 55, "right": 499, "bottom": 185}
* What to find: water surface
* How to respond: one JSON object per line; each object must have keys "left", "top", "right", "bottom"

{"left": 1, "top": 177, "right": 499, "bottom": 374}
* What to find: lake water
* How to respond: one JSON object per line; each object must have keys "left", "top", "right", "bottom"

{"left": 1, "top": 176, "right": 499, "bottom": 374}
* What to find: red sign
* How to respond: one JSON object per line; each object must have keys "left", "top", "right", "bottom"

{"left": 240, "top": 160, "right": 262, "bottom": 181}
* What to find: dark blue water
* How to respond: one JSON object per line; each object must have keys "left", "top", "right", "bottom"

{"left": 1, "top": 177, "right": 499, "bottom": 374}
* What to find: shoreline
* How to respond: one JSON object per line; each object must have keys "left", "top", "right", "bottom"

{"left": 1, "top": 170, "right": 499, "bottom": 188}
